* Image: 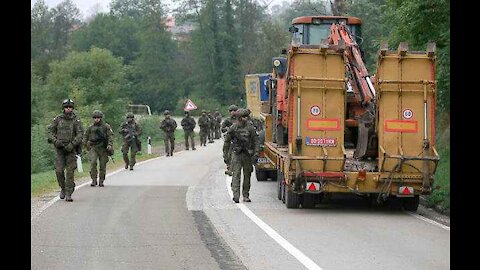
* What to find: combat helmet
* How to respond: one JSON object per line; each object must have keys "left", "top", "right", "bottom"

{"left": 126, "top": 112, "right": 135, "bottom": 119}
{"left": 238, "top": 108, "right": 250, "bottom": 117}
{"left": 228, "top": 104, "right": 238, "bottom": 112}
{"left": 62, "top": 98, "right": 75, "bottom": 108}
{"left": 92, "top": 110, "right": 104, "bottom": 118}
{"left": 164, "top": 110, "right": 170, "bottom": 115}
{"left": 202, "top": 109, "right": 207, "bottom": 114}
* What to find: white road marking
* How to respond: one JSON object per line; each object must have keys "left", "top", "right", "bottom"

{"left": 225, "top": 176, "right": 323, "bottom": 270}
{"left": 31, "top": 154, "right": 170, "bottom": 221}
{"left": 405, "top": 211, "right": 450, "bottom": 231}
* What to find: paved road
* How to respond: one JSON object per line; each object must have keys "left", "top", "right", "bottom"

{"left": 31, "top": 140, "right": 450, "bottom": 270}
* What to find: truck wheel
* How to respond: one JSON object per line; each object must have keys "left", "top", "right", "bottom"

{"left": 302, "top": 193, "right": 316, "bottom": 209}
{"left": 402, "top": 195, "right": 420, "bottom": 211}
{"left": 388, "top": 196, "right": 402, "bottom": 211}
{"left": 277, "top": 170, "right": 283, "bottom": 200}
{"left": 255, "top": 169, "right": 268, "bottom": 181}
{"left": 286, "top": 188, "right": 300, "bottom": 208}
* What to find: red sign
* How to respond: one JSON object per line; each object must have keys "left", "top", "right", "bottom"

{"left": 184, "top": 99, "right": 197, "bottom": 111}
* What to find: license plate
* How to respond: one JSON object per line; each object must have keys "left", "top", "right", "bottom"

{"left": 305, "top": 137, "right": 337, "bottom": 147}
{"left": 257, "top": 157, "right": 268, "bottom": 163}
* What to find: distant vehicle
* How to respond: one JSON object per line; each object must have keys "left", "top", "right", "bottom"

{"left": 128, "top": 104, "right": 152, "bottom": 117}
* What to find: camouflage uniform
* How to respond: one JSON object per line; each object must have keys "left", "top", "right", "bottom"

{"left": 198, "top": 110, "right": 210, "bottom": 146}
{"left": 119, "top": 113, "right": 142, "bottom": 170}
{"left": 47, "top": 99, "right": 84, "bottom": 201}
{"left": 223, "top": 109, "right": 259, "bottom": 203}
{"left": 181, "top": 111, "right": 196, "bottom": 150}
{"left": 83, "top": 110, "right": 113, "bottom": 187}
{"left": 213, "top": 110, "right": 222, "bottom": 139}
{"left": 160, "top": 110, "right": 177, "bottom": 156}
{"left": 207, "top": 111, "right": 215, "bottom": 143}
{"left": 221, "top": 105, "right": 238, "bottom": 175}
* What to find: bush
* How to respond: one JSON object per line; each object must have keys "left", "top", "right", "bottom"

{"left": 31, "top": 123, "right": 55, "bottom": 174}
{"left": 135, "top": 114, "right": 165, "bottom": 143}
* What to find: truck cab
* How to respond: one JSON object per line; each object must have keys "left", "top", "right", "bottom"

{"left": 289, "top": 16, "right": 362, "bottom": 46}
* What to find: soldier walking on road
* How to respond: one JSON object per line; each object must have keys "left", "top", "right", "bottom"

{"left": 221, "top": 105, "right": 238, "bottom": 176}
{"left": 181, "top": 111, "right": 196, "bottom": 150}
{"left": 207, "top": 111, "right": 215, "bottom": 143}
{"left": 119, "top": 112, "right": 142, "bottom": 170}
{"left": 213, "top": 109, "right": 222, "bottom": 139}
{"left": 83, "top": 110, "right": 114, "bottom": 187}
{"left": 223, "top": 109, "right": 259, "bottom": 203}
{"left": 47, "top": 99, "right": 84, "bottom": 202}
{"left": 198, "top": 110, "right": 210, "bottom": 146}
{"left": 160, "top": 110, "right": 177, "bottom": 156}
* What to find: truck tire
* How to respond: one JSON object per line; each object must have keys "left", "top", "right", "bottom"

{"left": 402, "top": 195, "right": 420, "bottom": 211}
{"left": 256, "top": 169, "right": 268, "bottom": 181}
{"left": 302, "top": 193, "right": 316, "bottom": 209}
{"left": 286, "top": 188, "right": 300, "bottom": 208}
{"left": 388, "top": 196, "right": 402, "bottom": 211}
{"left": 277, "top": 170, "right": 283, "bottom": 200}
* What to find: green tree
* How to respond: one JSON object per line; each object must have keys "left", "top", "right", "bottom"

{"left": 383, "top": 0, "right": 450, "bottom": 112}
{"left": 122, "top": 0, "right": 180, "bottom": 113}
{"left": 45, "top": 47, "right": 129, "bottom": 126}
{"left": 71, "top": 14, "right": 140, "bottom": 64}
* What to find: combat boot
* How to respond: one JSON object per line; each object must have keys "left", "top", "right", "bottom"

{"left": 59, "top": 189, "right": 65, "bottom": 199}
{"left": 166, "top": 152, "right": 170, "bottom": 157}
{"left": 90, "top": 179, "right": 97, "bottom": 187}
{"left": 186, "top": 147, "right": 189, "bottom": 150}
{"left": 99, "top": 180, "right": 104, "bottom": 187}
{"left": 170, "top": 150, "right": 174, "bottom": 156}
{"left": 243, "top": 197, "right": 251, "bottom": 202}
{"left": 192, "top": 147, "right": 196, "bottom": 150}
{"left": 125, "top": 164, "right": 129, "bottom": 169}
{"left": 129, "top": 166, "right": 134, "bottom": 171}
{"left": 65, "top": 193, "right": 73, "bottom": 202}
{"left": 233, "top": 197, "right": 239, "bottom": 203}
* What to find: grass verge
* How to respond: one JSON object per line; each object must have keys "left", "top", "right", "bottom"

{"left": 31, "top": 131, "right": 201, "bottom": 197}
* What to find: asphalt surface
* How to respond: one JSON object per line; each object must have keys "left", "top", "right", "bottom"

{"left": 31, "top": 139, "right": 450, "bottom": 270}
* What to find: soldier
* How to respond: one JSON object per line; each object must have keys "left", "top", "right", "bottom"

{"left": 119, "top": 112, "right": 142, "bottom": 170}
{"left": 221, "top": 104, "right": 238, "bottom": 133}
{"left": 221, "top": 104, "right": 239, "bottom": 176}
{"left": 213, "top": 109, "right": 222, "bottom": 139}
{"left": 181, "top": 110, "right": 196, "bottom": 150}
{"left": 223, "top": 109, "right": 259, "bottom": 203}
{"left": 47, "top": 98, "right": 84, "bottom": 202}
{"left": 198, "top": 110, "right": 210, "bottom": 146}
{"left": 207, "top": 111, "right": 215, "bottom": 143}
{"left": 160, "top": 110, "right": 177, "bottom": 156}
{"left": 83, "top": 110, "right": 114, "bottom": 187}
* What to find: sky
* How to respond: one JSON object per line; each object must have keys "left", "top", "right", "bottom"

{"left": 32, "top": 0, "right": 292, "bottom": 19}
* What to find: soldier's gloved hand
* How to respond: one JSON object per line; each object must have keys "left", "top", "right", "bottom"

{"left": 54, "top": 140, "right": 64, "bottom": 148}
{"left": 224, "top": 158, "right": 229, "bottom": 164}
{"left": 106, "top": 145, "right": 113, "bottom": 153}
{"left": 247, "top": 149, "right": 254, "bottom": 155}
{"left": 65, "top": 143, "right": 74, "bottom": 152}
